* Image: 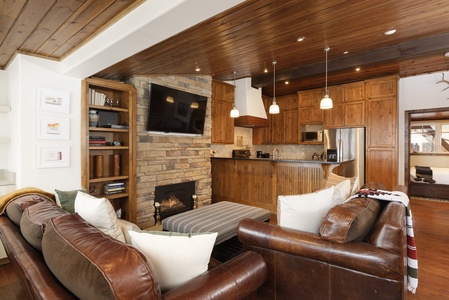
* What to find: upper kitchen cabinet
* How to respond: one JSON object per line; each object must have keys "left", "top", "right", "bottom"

{"left": 271, "top": 94, "right": 298, "bottom": 144}
{"left": 211, "top": 80, "right": 235, "bottom": 144}
{"left": 325, "top": 82, "right": 365, "bottom": 128}
{"left": 253, "top": 95, "right": 272, "bottom": 144}
{"left": 298, "top": 88, "right": 324, "bottom": 124}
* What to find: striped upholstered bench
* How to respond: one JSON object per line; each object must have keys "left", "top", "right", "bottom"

{"left": 162, "top": 201, "right": 270, "bottom": 245}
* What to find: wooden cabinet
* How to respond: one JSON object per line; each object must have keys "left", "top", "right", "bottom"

{"left": 81, "top": 77, "right": 136, "bottom": 223}
{"left": 253, "top": 95, "right": 272, "bottom": 144}
{"left": 211, "top": 80, "right": 235, "bottom": 144}
{"left": 298, "top": 88, "right": 324, "bottom": 124}
{"left": 271, "top": 94, "right": 298, "bottom": 144}
{"left": 325, "top": 82, "right": 365, "bottom": 128}
{"left": 365, "top": 76, "right": 398, "bottom": 190}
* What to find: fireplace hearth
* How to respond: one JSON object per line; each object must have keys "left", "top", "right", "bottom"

{"left": 154, "top": 181, "right": 195, "bottom": 220}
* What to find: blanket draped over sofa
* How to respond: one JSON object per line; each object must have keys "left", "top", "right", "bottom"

{"left": 349, "top": 188, "right": 418, "bottom": 294}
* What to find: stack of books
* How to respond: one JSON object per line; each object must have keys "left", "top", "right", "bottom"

{"left": 104, "top": 182, "right": 125, "bottom": 194}
{"left": 89, "top": 136, "right": 106, "bottom": 146}
{"left": 89, "top": 89, "right": 107, "bottom": 106}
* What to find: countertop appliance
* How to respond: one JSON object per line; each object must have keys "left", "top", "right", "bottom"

{"left": 324, "top": 128, "right": 365, "bottom": 186}
{"left": 232, "top": 149, "right": 251, "bottom": 158}
{"left": 302, "top": 130, "right": 323, "bottom": 142}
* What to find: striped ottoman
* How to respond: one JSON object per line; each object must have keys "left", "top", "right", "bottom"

{"left": 162, "top": 201, "right": 270, "bottom": 245}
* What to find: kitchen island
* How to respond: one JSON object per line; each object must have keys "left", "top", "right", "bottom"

{"left": 211, "top": 157, "right": 353, "bottom": 214}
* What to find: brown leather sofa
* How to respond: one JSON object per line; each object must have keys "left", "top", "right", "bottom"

{"left": 237, "top": 185, "right": 407, "bottom": 300}
{"left": 0, "top": 190, "right": 267, "bottom": 300}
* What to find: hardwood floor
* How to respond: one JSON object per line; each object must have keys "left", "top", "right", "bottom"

{"left": 0, "top": 197, "right": 447, "bottom": 299}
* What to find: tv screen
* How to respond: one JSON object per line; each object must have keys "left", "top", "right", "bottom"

{"left": 146, "top": 83, "right": 208, "bottom": 135}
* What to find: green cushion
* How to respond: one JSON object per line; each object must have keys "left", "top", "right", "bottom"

{"left": 55, "top": 189, "right": 86, "bottom": 213}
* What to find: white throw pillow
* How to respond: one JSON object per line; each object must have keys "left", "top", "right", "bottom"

{"left": 277, "top": 186, "right": 335, "bottom": 234}
{"left": 332, "top": 179, "right": 351, "bottom": 205}
{"left": 128, "top": 230, "right": 217, "bottom": 292}
{"left": 74, "top": 192, "right": 125, "bottom": 243}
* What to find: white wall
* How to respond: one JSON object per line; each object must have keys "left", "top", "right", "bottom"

{"left": 5, "top": 55, "right": 82, "bottom": 192}
{"left": 0, "top": 70, "right": 9, "bottom": 170}
{"left": 398, "top": 71, "right": 449, "bottom": 184}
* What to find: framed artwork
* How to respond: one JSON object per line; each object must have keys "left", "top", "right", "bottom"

{"left": 36, "top": 116, "right": 70, "bottom": 140}
{"left": 36, "top": 87, "right": 70, "bottom": 113}
{"left": 36, "top": 145, "right": 70, "bottom": 168}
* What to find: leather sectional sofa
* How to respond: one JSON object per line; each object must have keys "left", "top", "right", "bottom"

{"left": 237, "top": 184, "right": 408, "bottom": 300}
{"left": 0, "top": 189, "right": 267, "bottom": 300}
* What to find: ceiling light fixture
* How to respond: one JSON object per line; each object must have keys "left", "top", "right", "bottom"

{"left": 195, "top": 65, "right": 201, "bottom": 72}
{"left": 230, "top": 71, "right": 239, "bottom": 118}
{"left": 269, "top": 61, "right": 280, "bottom": 114}
{"left": 297, "top": 36, "right": 305, "bottom": 42}
{"left": 320, "top": 47, "right": 333, "bottom": 109}
{"left": 355, "top": 67, "right": 361, "bottom": 72}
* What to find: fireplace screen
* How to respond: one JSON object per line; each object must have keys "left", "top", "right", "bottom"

{"left": 154, "top": 181, "right": 195, "bottom": 220}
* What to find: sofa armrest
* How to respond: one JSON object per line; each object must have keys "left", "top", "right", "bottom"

{"left": 237, "top": 219, "right": 403, "bottom": 280}
{"left": 162, "top": 251, "right": 267, "bottom": 300}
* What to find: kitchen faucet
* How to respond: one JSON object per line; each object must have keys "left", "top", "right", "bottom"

{"left": 273, "top": 148, "right": 279, "bottom": 160}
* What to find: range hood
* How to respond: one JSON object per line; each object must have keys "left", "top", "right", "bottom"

{"left": 233, "top": 78, "right": 269, "bottom": 128}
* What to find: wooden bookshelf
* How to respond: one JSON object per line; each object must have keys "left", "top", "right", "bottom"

{"left": 81, "top": 77, "right": 136, "bottom": 223}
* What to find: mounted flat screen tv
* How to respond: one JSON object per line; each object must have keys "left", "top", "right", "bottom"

{"left": 146, "top": 83, "right": 208, "bottom": 135}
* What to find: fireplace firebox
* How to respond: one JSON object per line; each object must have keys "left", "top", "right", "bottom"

{"left": 154, "top": 181, "right": 195, "bottom": 220}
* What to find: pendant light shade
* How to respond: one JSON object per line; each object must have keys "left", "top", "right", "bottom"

{"left": 269, "top": 61, "right": 280, "bottom": 114}
{"left": 230, "top": 71, "right": 240, "bottom": 118}
{"left": 320, "top": 47, "right": 333, "bottom": 109}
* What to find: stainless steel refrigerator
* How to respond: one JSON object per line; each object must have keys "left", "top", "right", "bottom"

{"left": 324, "top": 127, "right": 365, "bottom": 186}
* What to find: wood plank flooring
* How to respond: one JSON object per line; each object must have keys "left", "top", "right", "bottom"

{"left": 0, "top": 197, "right": 447, "bottom": 299}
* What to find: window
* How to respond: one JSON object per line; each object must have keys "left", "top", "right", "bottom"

{"left": 411, "top": 120, "right": 449, "bottom": 153}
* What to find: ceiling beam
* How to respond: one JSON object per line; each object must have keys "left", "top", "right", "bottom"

{"left": 251, "top": 32, "right": 449, "bottom": 88}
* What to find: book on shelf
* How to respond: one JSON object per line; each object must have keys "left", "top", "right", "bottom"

{"left": 105, "top": 182, "right": 125, "bottom": 188}
{"left": 89, "top": 89, "right": 107, "bottom": 106}
{"left": 89, "top": 136, "right": 106, "bottom": 140}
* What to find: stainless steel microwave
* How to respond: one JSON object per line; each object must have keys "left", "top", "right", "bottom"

{"left": 302, "top": 131, "right": 323, "bottom": 142}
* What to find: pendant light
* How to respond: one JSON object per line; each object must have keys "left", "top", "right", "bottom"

{"left": 230, "top": 71, "right": 240, "bottom": 118}
{"left": 320, "top": 47, "right": 333, "bottom": 109}
{"left": 269, "top": 61, "right": 280, "bottom": 114}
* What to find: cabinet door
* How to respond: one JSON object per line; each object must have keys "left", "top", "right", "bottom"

{"left": 366, "top": 148, "right": 397, "bottom": 190}
{"left": 366, "top": 77, "right": 397, "bottom": 99}
{"left": 366, "top": 97, "right": 396, "bottom": 148}
{"left": 211, "top": 100, "right": 234, "bottom": 144}
{"left": 284, "top": 110, "right": 298, "bottom": 144}
{"left": 271, "top": 112, "right": 285, "bottom": 144}
{"left": 253, "top": 96, "right": 272, "bottom": 144}
{"left": 345, "top": 101, "right": 365, "bottom": 127}
{"left": 343, "top": 81, "right": 365, "bottom": 102}
{"left": 298, "top": 89, "right": 322, "bottom": 107}
{"left": 325, "top": 103, "right": 344, "bottom": 128}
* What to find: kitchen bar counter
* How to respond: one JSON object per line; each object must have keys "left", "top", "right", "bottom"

{"left": 211, "top": 157, "right": 353, "bottom": 214}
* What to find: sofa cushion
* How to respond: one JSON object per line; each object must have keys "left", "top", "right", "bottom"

{"left": 42, "top": 213, "right": 161, "bottom": 300}
{"left": 54, "top": 188, "right": 86, "bottom": 213}
{"left": 277, "top": 186, "right": 335, "bottom": 233}
{"left": 74, "top": 192, "right": 125, "bottom": 243}
{"left": 0, "top": 187, "right": 55, "bottom": 216}
{"left": 5, "top": 195, "right": 46, "bottom": 227}
{"left": 118, "top": 219, "right": 140, "bottom": 245}
{"left": 20, "top": 200, "right": 67, "bottom": 252}
{"left": 367, "top": 201, "right": 404, "bottom": 255}
{"left": 319, "top": 197, "right": 381, "bottom": 243}
{"left": 128, "top": 230, "right": 217, "bottom": 292}
{"left": 325, "top": 172, "right": 358, "bottom": 195}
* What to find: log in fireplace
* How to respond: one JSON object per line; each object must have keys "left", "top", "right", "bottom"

{"left": 154, "top": 181, "right": 195, "bottom": 220}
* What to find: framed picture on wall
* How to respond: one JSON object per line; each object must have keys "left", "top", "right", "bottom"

{"left": 36, "top": 116, "right": 70, "bottom": 140}
{"left": 36, "top": 144, "right": 70, "bottom": 168}
{"left": 36, "top": 87, "right": 70, "bottom": 113}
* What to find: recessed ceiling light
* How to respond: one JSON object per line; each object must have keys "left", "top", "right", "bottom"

{"left": 297, "top": 36, "right": 305, "bottom": 42}
{"left": 195, "top": 66, "right": 201, "bottom": 72}
{"left": 444, "top": 52, "right": 449, "bottom": 58}
{"left": 264, "top": 67, "right": 268, "bottom": 73}
{"left": 285, "top": 81, "right": 289, "bottom": 85}
{"left": 355, "top": 67, "right": 361, "bottom": 72}
{"left": 384, "top": 29, "right": 396, "bottom": 35}
{"left": 343, "top": 51, "right": 349, "bottom": 55}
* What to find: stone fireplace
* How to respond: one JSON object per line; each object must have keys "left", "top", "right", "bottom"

{"left": 154, "top": 181, "right": 195, "bottom": 220}
{"left": 126, "top": 75, "right": 213, "bottom": 229}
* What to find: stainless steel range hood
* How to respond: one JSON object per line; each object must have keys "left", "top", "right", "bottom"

{"left": 233, "top": 78, "right": 268, "bottom": 128}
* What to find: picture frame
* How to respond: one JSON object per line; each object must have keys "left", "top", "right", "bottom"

{"left": 36, "top": 87, "right": 70, "bottom": 113}
{"left": 36, "top": 144, "right": 70, "bottom": 168}
{"left": 36, "top": 116, "right": 70, "bottom": 140}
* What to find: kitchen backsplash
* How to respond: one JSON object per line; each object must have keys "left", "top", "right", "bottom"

{"left": 211, "top": 126, "right": 324, "bottom": 160}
